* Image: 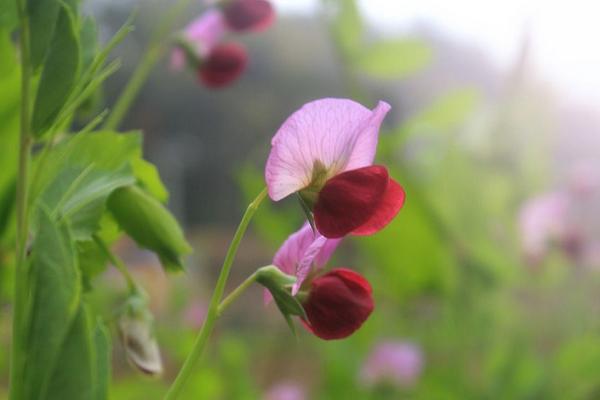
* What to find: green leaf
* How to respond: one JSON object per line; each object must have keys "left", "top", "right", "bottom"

{"left": 33, "top": 131, "right": 140, "bottom": 240}
{"left": 28, "top": 0, "right": 61, "bottom": 69}
{"left": 23, "top": 208, "right": 81, "bottom": 400}
{"left": 107, "top": 186, "right": 191, "bottom": 272}
{"left": 80, "top": 16, "right": 98, "bottom": 73}
{"left": 132, "top": 158, "right": 169, "bottom": 203}
{"left": 31, "top": 3, "right": 81, "bottom": 136}
{"left": 44, "top": 306, "right": 96, "bottom": 400}
{"left": 93, "top": 319, "right": 111, "bottom": 400}
{"left": 355, "top": 39, "right": 432, "bottom": 79}
{"left": 0, "top": 0, "right": 17, "bottom": 31}
{"left": 330, "top": 0, "right": 363, "bottom": 58}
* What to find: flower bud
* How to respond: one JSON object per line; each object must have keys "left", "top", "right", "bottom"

{"left": 222, "top": 0, "right": 275, "bottom": 32}
{"left": 300, "top": 268, "right": 374, "bottom": 340}
{"left": 118, "top": 294, "right": 163, "bottom": 376}
{"left": 198, "top": 42, "right": 248, "bottom": 88}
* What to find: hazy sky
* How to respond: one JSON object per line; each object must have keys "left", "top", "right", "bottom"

{"left": 274, "top": 0, "right": 600, "bottom": 107}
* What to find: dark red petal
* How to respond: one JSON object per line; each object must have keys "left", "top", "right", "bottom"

{"left": 314, "top": 165, "right": 389, "bottom": 238}
{"left": 301, "top": 268, "right": 374, "bottom": 340}
{"left": 352, "top": 177, "right": 405, "bottom": 235}
{"left": 198, "top": 42, "right": 248, "bottom": 88}
{"left": 222, "top": 0, "right": 275, "bottom": 32}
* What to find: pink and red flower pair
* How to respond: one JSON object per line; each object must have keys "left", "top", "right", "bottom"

{"left": 171, "top": 0, "right": 274, "bottom": 88}
{"left": 264, "top": 98, "right": 405, "bottom": 339}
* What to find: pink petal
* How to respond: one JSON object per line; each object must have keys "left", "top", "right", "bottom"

{"left": 265, "top": 223, "right": 341, "bottom": 303}
{"left": 169, "top": 48, "right": 186, "bottom": 71}
{"left": 183, "top": 8, "right": 227, "bottom": 57}
{"left": 265, "top": 99, "right": 391, "bottom": 201}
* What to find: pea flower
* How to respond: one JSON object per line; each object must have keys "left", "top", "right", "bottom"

{"left": 264, "top": 381, "right": 306, "bottom": 400}
{"left": 519, "top": 160, "right": 600, "bottom": 267}
{"left": 265, "top": 98, "right": 405, "bottom": 238}
{"left": 268, "top": 224, "right": 373, "bottom": 340}
{"left": 222, "top": 0, "right": 275, "bottom": 32}
{"left": 360, "top": 341, "right": 424, "bottom": 388}
{"left": 170, "top": 9, "right": 250, "bottom": 88}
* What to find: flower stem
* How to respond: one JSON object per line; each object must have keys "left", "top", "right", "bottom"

{"left": 164, "top": 187, "right": 268, "bottom": 400}
{"left": 103, "top": 0, "right": 195, "bottom": 131}
{"left": 10, "top": 0, "right": 32, "bottom": 397}
{"left": 216, "top": 271, "right": 258, "bottom": 317}
{"left": 92, "top": 234, "right": 138, "bottom": 294}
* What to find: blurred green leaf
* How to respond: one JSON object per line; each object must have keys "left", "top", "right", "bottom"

{"left": 0, "top": 0, "right": 17, "bottom": 31}
{"left": 330, "top": 0, "right": 363, "bottom": 57}
{"left": 33, "top": 132, "right": 139, "bottom": 240}
{"left": 44, "top": 306, "right": 96, "bottom": 400}
{"left": 354, "top": 39, "right": 432, "bottom": 79}
{"left": 23, "top": 208, "right": 81, "bottom": 400}
{"left": 80, "top": 16, "right": 98, "bottom": 72}
{"left": 31, "top": 3, "right": 80, "bottom": 136}
{"left": 107, "top": 186, "right": 191, "bottom": 272}
{"left": 93, "top": 319, "right": 111, "bottom": 400}
{"left": 28, "top": 0, "right": 61, "bottom": 69}
{"left": 132, "top": 158, "right": 169, "bottom": 203}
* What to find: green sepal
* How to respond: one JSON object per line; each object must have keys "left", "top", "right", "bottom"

{"left": 255, "top": 265, "right": 307, "bottom": 335}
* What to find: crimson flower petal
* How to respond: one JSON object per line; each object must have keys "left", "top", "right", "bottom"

{"left": 314, "top": 165, "right": 389, "bottom": 238}
{"left": 223, "top": 0, "right": 275, "bottom": 32}
{"left": 301, "top": 268, "right": 374, "bottom": 340}
{"left": 352, "top": 177, "right": 405, "bottom": 235}
{"left": 198, "top": 42, "right": 248, "bottom": 88}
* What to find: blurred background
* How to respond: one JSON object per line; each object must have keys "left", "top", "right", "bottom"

{"left": 4, "top": 0, "right": 600, "bottom": 398}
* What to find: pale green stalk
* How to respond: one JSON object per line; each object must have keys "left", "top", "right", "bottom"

{"left": 164, "top": 188, "right": 268, "bottom": 400}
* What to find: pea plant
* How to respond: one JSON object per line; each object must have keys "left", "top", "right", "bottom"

{"left": 1, "top": 0, "right": 406, "bottom": 399}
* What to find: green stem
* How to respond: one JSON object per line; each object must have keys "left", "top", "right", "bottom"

{"left": 10, "top": 0, "right": 32, "bottom": 397}
{"left": 164, "top": 188, "right": 268, "bottom": 400}
{"left": 217, "top": 271, "right": 258, "bottom": 317}
{"left": 103, "top": 0, "right": 195, "bottom": 130}
{"left": 92, "top": 234, "right": 137, "bottom": 294}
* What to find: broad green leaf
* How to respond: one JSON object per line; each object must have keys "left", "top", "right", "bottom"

{"left": 33, "top": 131, "right": 140, "bottom": 240}
{"left": 23, "top": 208, "right": 81, "bottom": 400}
{"left": 0, "top": 0, "right": 17, "bottom": 31}
{"left": 355, "top": 39, "right": 432, "bottom": 79}
{"left": 31, "top": 3, "right": 80, "bottom": 136}
{"left": 93, "top": 319, "right": 111, "bottom": 400}
{"left": 28, "top": 0, "right": 61, "bottom": 69}
{"left": 381, "top": 88, "right": 480, "bottom": 154}
{"left": 107, "top": 186, "right": 191, "bottom": 272}
{"left": 44, "top": 306, "right": 96, "bottom": 400}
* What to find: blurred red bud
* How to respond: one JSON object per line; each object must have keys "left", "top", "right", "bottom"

{"left": 222, "top": 0, "right": 275, "bottom": 32}
{"left": 198, "top": 42, "right": 248, "bottom": 88}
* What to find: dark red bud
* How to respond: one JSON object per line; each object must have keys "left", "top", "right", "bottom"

{"left": 222, "top": 0, "right": 275, "bottom": 32}
{"left": 198, "top": 42, "right": 248, "bottom": 88}
{"left": 314, "top": 165, "right": 405, "bottom": 238}
{"left": 301, "top": 268, "right": 374, "bottom": 340}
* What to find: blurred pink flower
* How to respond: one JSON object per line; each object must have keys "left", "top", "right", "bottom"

{"left": 265, "top": 98, "right": 405, "bottom": 238}
{"left": 519, "top": 160, "right": 600, "bottom": 267}
{"left": 170, "top": 9, "right": 226, "bottom": 71}
{"left": 361, "top": 341, "right": 424, "bottom": 388}
{"left": 519, "top": 192, "right": 569, "bottom": 264}
{"left": 264, "top": 381, "right": 306, "bottom": 400}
